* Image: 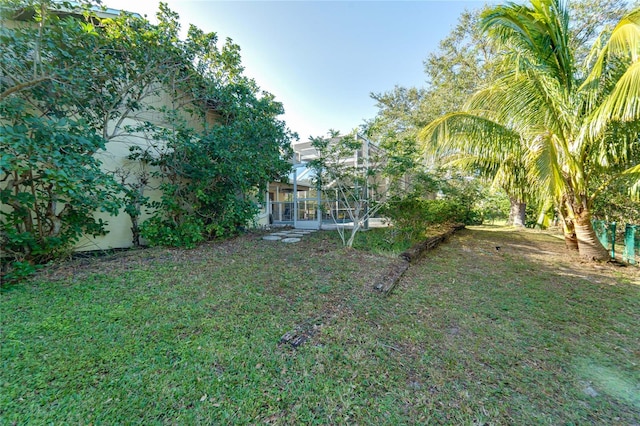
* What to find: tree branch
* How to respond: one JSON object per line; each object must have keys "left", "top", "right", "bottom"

{"left": 0, "top": 76, "right": 51, "bottom": 100}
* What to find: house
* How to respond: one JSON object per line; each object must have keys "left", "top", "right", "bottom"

{"left": 1, "top": 3, "right": 289, "bottom": 255}
{"left": 263, "top": 133, "right": 392, "bottom": 230}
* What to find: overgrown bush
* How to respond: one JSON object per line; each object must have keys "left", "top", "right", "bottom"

{"left": 123, "top": 16, "right": 294, "bottom": 248}
{"left": 0, "top": 111, "right": 122, "bottom": 283}
{"left": 1, "top": 1, "right": 294, "bottom": 277}
{"left": 383, "top": 196, "right": 468, "bottom": 243}
{"left": 139, "top": 216, "right": 205, "bottom": 249}
{"left": 1, "top": 3, "right": 125, "bottom": 283}
{"left": 136, "top": 96, "right": 293, "bottom": 246}
{"left": 352, "top": 228, "right": 413, "bottom": 255}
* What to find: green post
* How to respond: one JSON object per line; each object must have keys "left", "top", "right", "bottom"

{"left": 610, "top": 222, "right": 616, "bottom": 259}
{"left": 624, "top": 224, "right": 637, "bottom": 265}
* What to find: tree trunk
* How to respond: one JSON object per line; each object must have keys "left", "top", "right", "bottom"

{"left": 563, "top": 219, "right": 579, "bottom": 251}
{"left": 574, "top": 211, "right": 610, "bottom": 261}
{"left": 130, "top": 215, "right": 140, "bottom": 247}
{"left": 509, "top": 198, "right": 526, "bottom": 227}
{"left": 559, "top": 199, "right": 578, "bottom": 251}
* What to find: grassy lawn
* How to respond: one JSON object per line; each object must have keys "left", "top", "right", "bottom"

{"left": 1, "top": 227, "right": 638, "bottom": 424}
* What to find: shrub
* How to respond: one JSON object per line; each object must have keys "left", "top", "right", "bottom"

{"left": 1, "top": 113, "right": 122, "bottom": 283}
{"left": 383, "top": 196, "right": 468, "bottom": 243}
{"left": 139, "top": 216, "right": 205, "bottom": 249}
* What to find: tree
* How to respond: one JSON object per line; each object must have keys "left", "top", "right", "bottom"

{"left": 0, "top": 0, "right": 102, "bottom": 100}
{"left": 1, "top": 1, "right": 193, "bottom": 252}
{"left": 423, "top": 9, "right": 497, "bottom": 116}
{"left": 1, "top": 0, "right": 295, "bottom": 283}
{"left": 1, "top": 1, "right": 124, "bottom": 280}
{"left": 308, "top": 131, "right": 392, "bottom": 247}
{"left": 135, "top": 16, "right": 295, "bottom": 245}
{"left": 367, "top": 9, "right": 534, "bottom": 226}
{"left": 568, "top": 0, "right": 637, "bottom": 65}
{"left": 365, "top": 87, "right": 425, "bottom": 182}
{"left": 420, "top": 0, "right": 640, "bottom": 260}
{"left": 367, "top": 1, "right": 634, "bottom": 230}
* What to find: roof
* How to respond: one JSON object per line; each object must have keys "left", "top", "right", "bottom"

{"left": 2, "top": 1, "right": 141, "bottom": 22}
{"left": 291, "top": 133, "right": 380, "bottom": 165}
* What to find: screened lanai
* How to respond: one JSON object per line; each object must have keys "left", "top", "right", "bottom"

{"left": 267, "top": 162, "right": 321, "bottom": 229}
{"left": 266, "top": 133, "right": 383, "bottom": 230}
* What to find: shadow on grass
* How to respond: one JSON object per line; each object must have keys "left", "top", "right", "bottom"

{"left": 382, "top": 226, "right": 639, "bottom": 423}
{"left": 1, "top": 227, "right": 638, "bottom": 424}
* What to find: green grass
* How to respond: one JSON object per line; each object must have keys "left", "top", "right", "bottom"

{"left": 351, "top": 224, "right": 454, "bottom": 256}
{"left": 1, "top": 227, "right": 639, "bottom": 424}
{"left": 352, "top": 227, "right": 413, "bottom": 255}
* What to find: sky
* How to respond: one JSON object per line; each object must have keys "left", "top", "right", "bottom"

{"left": 101, "top": 0, "right": 491, "bottom": 141}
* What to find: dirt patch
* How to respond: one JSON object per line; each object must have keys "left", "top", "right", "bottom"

{"left": 463, "top": 226, "right": 639, "bottom": 286}
{"left": 33, "top": 234, "right": 258, "bottom": 282}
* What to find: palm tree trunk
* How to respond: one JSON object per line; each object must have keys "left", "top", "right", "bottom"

{"left": 559, "top": 198, "right": 578, "bottom": 251}
{"left": 508, "top": 198, "right": 526, "bottom": 227}
{"left": 562, "top": 218, "right": 579, "bottom": 251}
{"left": 574, "top": 211, "right": 610, "bottom": 261}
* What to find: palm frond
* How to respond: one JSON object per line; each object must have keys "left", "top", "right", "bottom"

{"left": 587, "top": 120, "right": 640, "bottom": 171}
{"left": 466, "top": 73, "right": 575, "bottom": 154}
{"left": 589, "top": 162, "right": 640, "bottom": 202}
{"left": 620, "top": 162, "right": 640, "bottom": 177}
{"left": 525, "top": 132, "right": 567, "bottom": 199}
{"left": 602, "top": 7, "right": 640, "bottom": 62}
{"left": 482, "top": 0, "right": 574, "bottom": 90}
{"left": 580, "top": 7, "right": 640, "bottom": 104}
{"left": 419, "top": 112, "right": 521, "bottom": 160}
{"left": 588, "top": 61, "right": 640, "bottom": 137}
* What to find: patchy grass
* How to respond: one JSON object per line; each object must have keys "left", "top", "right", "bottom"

{"left": 1, "top": 227, "right": 638, "bottom": 424}
{"left": 352, "top": 227, "right": 412, "bottom": 256}
{"left": 353, "top": 223, "right": 458, "bottom": 256}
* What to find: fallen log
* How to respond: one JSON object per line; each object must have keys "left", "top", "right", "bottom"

{"left": 373, "top": 223, "right": 465, "bottom": 295}
{"left": 372, "top": 258, "right": 410, "bottom": 293}
{"left": 399, "top": 235, "right": 444, "bottom": 263}
{"left": 399, "top": 223, "right": 465, "bottom": 263}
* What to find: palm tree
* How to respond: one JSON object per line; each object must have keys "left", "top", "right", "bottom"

{"left": 424, "top": 116, "right": 533, "bottom": 227}
{"left": 420, "top": 0, "right": 640, "bottom": 261}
